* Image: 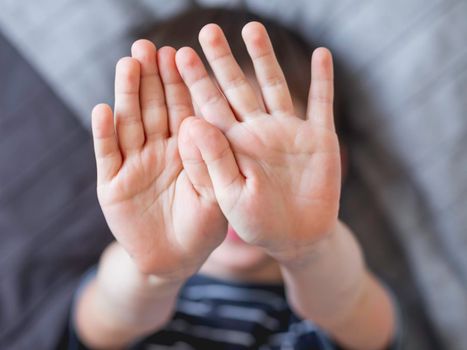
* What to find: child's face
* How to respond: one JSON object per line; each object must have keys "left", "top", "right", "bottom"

{"left": 201, "top": 224, "right": 280, "bottom": 282}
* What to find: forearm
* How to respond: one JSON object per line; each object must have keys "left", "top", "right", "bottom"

{"left": 75, "top": 242, "right": 185, "bottom": 349}
{"left": 278, "top": 221, "right": 396, "bottom": 350}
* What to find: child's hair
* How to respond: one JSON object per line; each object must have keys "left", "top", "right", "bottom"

{"left": 140, "top": 6, "right": 345, "bottom": 134}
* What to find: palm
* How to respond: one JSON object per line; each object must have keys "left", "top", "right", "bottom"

{"left": 100, "top": 139, "right": 178, "bottom": 205}
{"left": 101, "top": 140, "right": 221, "bottom": 276}
{"left": 222, "top": 116, "right": 340, "bottom": 251}
{"left": 92, "top": 42, "right": 225, "bottom": 277}
{"left": 176, "top": 23, "right": 340, "bottom": 256}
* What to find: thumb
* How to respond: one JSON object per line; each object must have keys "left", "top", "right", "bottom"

{"left": 178, "top": 117, "right": 244, "bottom": 202}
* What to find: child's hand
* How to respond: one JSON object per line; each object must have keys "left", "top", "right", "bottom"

{"left": 175, "top": 23, "right": 341, "bottom": 262}
{"left": 91, "top": 40, "right": 226, "bottom": 279}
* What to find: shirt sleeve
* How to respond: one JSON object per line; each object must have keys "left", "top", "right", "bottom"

{"left": 67, "top": 267, "right": 98, "bottom": 350}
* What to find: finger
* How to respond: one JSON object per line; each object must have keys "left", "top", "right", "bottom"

{"left": 176, "top": 47, "right": 237, "bottom": 132}
{"left": 114, "top": 57, "right": 145, "bottom": 155}
{"left": 92, "top": 104, "right": 122, "bottom": 184}
{"left": 198, "top": 23, "right": 262, "bottom": 120}
{"left": 158, "top": 46, "right": 194, "bottom": 136}
{"left": 131, "top": 39, "right": 168, "bottom": 140}
{"left": 178, "top": 117, "right": 215, "bottom": 201}
{"left": 179, "top": 117, "right": 244, "bottom": 200}
{"left": 242, "top": 22, "right": 294, "bottom": 116}
{"left": 306, "top": 48, "right": 335, "bottom": 131}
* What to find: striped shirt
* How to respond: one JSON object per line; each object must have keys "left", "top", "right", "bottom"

{"left": 69, "top": 273, "right": 398, "bottom": 349}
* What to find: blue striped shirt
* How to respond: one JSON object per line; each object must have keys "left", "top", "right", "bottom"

{"left": 69, "top": 272, "right": 400, "bottom": 349}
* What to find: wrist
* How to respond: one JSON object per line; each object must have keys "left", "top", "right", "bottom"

{"left": 268, "top": 220, "right": 340, "bottom": 268}
{"left": 278, "top": 221, "right": 366, "bottom": 322}
{"left": 94, "top": 243, "right": 186, "bottom": 328}
{"left": 75, "top": 242, "right": 186, "bottom": 349}
{"left": 277, "top": 222, "right": 396, "bottom": 349}
{"left": 98, "top": 242, "right": 186, "bottom": 303}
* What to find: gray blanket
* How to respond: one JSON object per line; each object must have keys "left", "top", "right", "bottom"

{"left": 0, "top": 32, "right": 112, "bottom": 349}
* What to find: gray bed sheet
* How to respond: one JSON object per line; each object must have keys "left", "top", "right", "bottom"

{"left": 0, "top": 32, "right": 112, "bottom": 349}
